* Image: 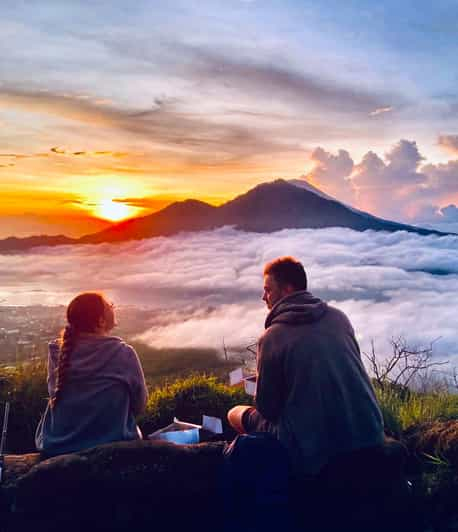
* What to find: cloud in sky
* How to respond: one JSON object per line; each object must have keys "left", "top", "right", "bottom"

{"left": 0, "top": 86, "right": 307, "bottom": 166}
{"left": 1, "top": 1, "right": 458, "bottom": 238}
{"left": 1, "top": 227, "right": 457, "bottom": 364}
{"left": 1, "top": 1, "right": 457, "bottom": 165}
{"left": 421, "top": 159, "right": 458, "bottom": 206}
{"left": 440, "top": 204, "right": 458, "bottom": 222}
{"left": 369, "top": 106, "right": 393, "bottom": 116}
{"left": 301, "top": 139, "right": 458, "bottom": 226}
{"left": 414, "top": 203, "right": 458, "bottom": 234}
{"left": 353, "top": 140, "right": 425, "bottom": 189}
{"left": 0, "top": 146, "right": 126, "bottom": 161}
{"left": 112, "top": 196, "right": 176, "bottom": 211}
{"left": 438, "top": 135, "right": 458, "bottom": 155}
{"left": 0, "top": 152, "right": 49, "bottom": 160}
{"left": 168, "top": 45, "right": 400, "bottom": 115}
{"left": 304, "top": 147, "right": 355, "bottom": 203}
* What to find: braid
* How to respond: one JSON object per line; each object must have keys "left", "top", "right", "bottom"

{"left": 50, "top": 325, "right": 77, "bottom": 408}
{"left": 49, "top": 291, "right": 112, "bottom": 408}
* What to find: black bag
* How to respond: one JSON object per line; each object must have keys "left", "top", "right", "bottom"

{"left": 221, "top": 432, "right": 294, "bottom": 532}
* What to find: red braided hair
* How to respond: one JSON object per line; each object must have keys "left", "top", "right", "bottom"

{"left": 50, "top": 292, "right": 112, "bottom": 408}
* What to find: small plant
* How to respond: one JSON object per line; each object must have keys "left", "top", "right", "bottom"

{"left": 409, "top": 452, "right": 457, "bottom": 530}
{"left": 376, "top": 385, "right": 458, "bottom": 434}
{"left": 138, "top": 374, "right": 253, "bottom": 436}
{"left": 0, "top": 359, "right": 48, "bottom": 453}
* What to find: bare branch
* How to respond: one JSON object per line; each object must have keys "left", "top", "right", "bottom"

{"left": 363, "top": 336, "right": 449, "bottom": 391}
{"left": 246, "top": 342, "right": 257, "bottom": 356}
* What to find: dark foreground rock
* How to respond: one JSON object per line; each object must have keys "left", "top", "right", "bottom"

{"left": 404, "top": 420, "right": 458, "bottom": 468}
{"left": 404, "top": 420, "right": 458, "bottom": 532}
{"left": 1, "top": 431, "right": 455, "bottom": 532}
{"left": 1, "top": 440, "right": 225, "bottom": 532}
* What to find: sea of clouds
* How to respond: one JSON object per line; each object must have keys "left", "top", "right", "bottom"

{"left": 1, "top": 227, "right": 458, "bottom": 362}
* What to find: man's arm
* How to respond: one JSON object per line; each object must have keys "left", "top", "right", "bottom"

{"left": 255, "top": 331, "right": 285, "bottom": 423}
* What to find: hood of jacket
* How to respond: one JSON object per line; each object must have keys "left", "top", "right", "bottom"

{"left": 265, "top": 290, "right": 328, "bottom": 329}
{"left": 49, "top": 335, "right": 128, "bottom": 379}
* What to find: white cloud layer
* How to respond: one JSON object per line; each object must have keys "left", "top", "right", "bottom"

{"left": 1, "top": 227, "right": 457, "bottom": 363}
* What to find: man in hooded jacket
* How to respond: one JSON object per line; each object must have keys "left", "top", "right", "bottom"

{"left": 228, "top": 256, "right": 384, "bottom": 477}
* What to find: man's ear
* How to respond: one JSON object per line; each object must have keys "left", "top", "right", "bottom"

{"left": 284, "top": 284, "right": 296, "bottom": 295}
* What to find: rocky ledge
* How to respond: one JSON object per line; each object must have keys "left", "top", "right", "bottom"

{"left": 1, "top": 422, "right": 457, "bottom": 532}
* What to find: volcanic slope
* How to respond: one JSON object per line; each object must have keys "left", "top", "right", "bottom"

{"left": 0, "top": 179, "right": 450, "bottom": 252}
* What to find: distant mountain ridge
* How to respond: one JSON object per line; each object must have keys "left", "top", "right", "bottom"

{"left": 0, "top": 179, "right": 452, "bottom": 252}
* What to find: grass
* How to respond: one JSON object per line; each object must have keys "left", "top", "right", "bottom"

{"left": 1, "top": 351, "right": 457, "bottom": 531}
{"left": 0, "top": 359, "right": 48, "bottom": 453}
{"left": 376, "top": 386, "right": 458, "bottom": 438}
{"left": 0, "top": 345, "right": 246, "bottom": 453}
{"left": 1, "top": 347, "right": 457, "bottom": 453}
{"left": 138, "top": 374, "right": 252, "bottom": 436}
{"left": 130, "top": 342, "right": 241, "bottom": 387}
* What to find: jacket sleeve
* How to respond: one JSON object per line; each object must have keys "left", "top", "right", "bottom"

{"left": 255, "top": 330, "right": 285, "bottom": 423}
{"left": 125, "top": 345, "right": 148, "bottom": 416}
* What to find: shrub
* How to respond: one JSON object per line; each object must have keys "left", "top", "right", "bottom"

{"left": 0, "top": 359, "right": 48, "bottom": 453}
{"left": 376, "top": 386, "right": 458, "bottom": 436}
{"left": 138, "top": 374, "right": 253, "bottom": 437}
{"left": 408, "top": 455, "right": 458, "bottom": 531}
{"left": 132, "top": 343, "right": 240, "bottom": 387}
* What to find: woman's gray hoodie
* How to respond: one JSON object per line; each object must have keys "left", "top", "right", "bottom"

{"left": 256, "top": 290, "right": 384, "bottom": 476}
{"left": 35, "top": 335, "right": 148, "bottom": 456}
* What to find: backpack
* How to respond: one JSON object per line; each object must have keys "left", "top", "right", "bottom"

{"left": 221, "top": 432, "right": 294, "bottom": 532}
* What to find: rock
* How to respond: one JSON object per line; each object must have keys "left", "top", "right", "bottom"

{"left": 0, "top": 437, "right": 413, "bottom": 532}
{"left": 2, "top": 440, "right": 225, "bottom": 532}
{"left": 2, "top": 453, "right": 41, "bottom": 487}
{"left": 403, "top": 420, "right": 458, "bottom": 469}
{"left": 402, "top": 421, "right": 458, "bottom": 531}
{"left": 292, "top": 437, "right": 412, "bottom": 532}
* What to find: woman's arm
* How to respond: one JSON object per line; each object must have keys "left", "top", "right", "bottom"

{"left": 47, "top": 341, "right": 60, "bottom": 397}
{"left": 125, "top": 346, "right": 148, "bottom": 416}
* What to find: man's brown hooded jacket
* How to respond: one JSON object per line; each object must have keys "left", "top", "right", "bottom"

{"left": 255, "top": 290, "right": 384, "bottom": 476}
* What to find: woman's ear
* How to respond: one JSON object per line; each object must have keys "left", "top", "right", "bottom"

{"left": 97, "top": 315, "right": 107, "bottom": 332}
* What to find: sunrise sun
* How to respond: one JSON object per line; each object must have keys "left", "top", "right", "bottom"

{"left": 96, "top": 199, "right": 137, "bottom": 222}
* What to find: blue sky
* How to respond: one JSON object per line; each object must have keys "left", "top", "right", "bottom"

{"left": 1, "top": 0, "right": 458, "bottom": 235}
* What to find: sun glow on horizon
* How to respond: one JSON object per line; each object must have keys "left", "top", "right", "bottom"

{"left": 95, "top": 198, "right": 140, "bottom": 222}
{"left": 77, "top": 180, "right": 149, "bottom": 222}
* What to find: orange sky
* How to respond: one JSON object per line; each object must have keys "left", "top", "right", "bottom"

{"left": 2, "top": 1, "right": 458, "bottom": 238}
{"left": 0, "top": 115, "right": 311, "bottom": 237}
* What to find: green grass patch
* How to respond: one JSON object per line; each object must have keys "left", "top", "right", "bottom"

{"left": 0, "top": 347, "right": 246, "bottom": 453}
{"left": 0, "top": 359, "right": 48, "bottom": 453}
{"left": 1, "top": 347, "right": 457, "bottom": 454}
{"left": 131, "top": 342, "right": 240, "bottom": 387}
{"left": 376, "top": 386, "right": 458, "bottom": 438}
{"left": 138, "top": 374, "right": 252, "bottom": 436}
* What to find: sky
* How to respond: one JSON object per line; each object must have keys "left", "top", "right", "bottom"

{"left": 1, "top": 0, "right": 458, "bottom": 237}
{"left": 1, "top": 227, "right": 457, "bottom": 365}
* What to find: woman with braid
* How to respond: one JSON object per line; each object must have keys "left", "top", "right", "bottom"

{"left": 35, "top": 292, "right": 148, "bottom": 456}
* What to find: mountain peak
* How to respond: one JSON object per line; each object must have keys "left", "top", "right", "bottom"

{"left": 0, "top": 179, "right": 452, "bottom": 252}
{"left": 287, "top": 178, "right": 336, "bottom": 201}
{"left": 161, "top": 199, "right": 216, "bottom": 215}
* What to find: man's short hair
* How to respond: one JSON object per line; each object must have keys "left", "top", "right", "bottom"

{"left": 263, "top": 256, "right": 307, "bottom": 291}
